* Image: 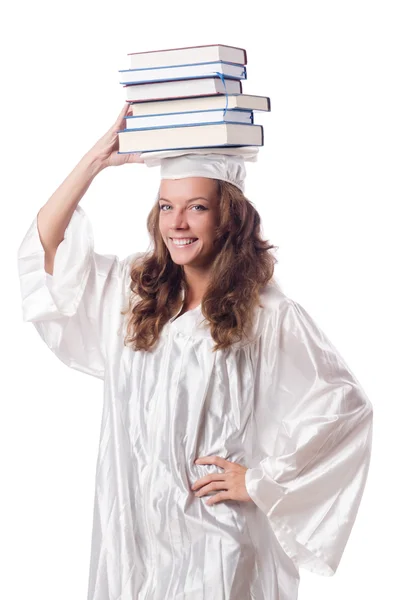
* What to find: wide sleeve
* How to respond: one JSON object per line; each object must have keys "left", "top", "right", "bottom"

{"left": 17, "top": 204, "right": 141, "bottom": 380}
{"left": 245, "top": 296, "right": 373, "bottom": 576}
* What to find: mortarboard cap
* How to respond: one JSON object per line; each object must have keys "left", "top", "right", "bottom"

{"left": 140, "top": 147, "right": 259, "bottom": 193}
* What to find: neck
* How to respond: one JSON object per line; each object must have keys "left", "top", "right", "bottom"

{"left": 182, "top": 265, "right": 211, "bottom": 306}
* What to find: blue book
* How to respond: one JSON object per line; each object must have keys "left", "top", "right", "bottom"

{"left": 119, "top": 61, "right": 246, "bottom": 85}
{"left": 124, "top": 77, "right": 242, "bottom": 103}
{"left": 117, "top": 122, "right": 263, "bottom": 153}
{"left": 124, "top": 109, "right": 253, "bottom": 130}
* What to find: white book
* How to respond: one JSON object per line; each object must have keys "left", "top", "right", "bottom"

{"left": 117, "top": 122, "right": 263, "bottom": 153}
{"left": 119, "top": 61, "right": 246, "bottom": 85}
{"left": 130, "top": 93, "right": 271, "bottom": 116}
{"left": 128, "top": 43, "right": 247, "bottom": 70}
{"left": 124, "top": 109, "right": 252, "bottom": 130}
{"left": 125, "top": 77, "right": 242, "bottom": 102}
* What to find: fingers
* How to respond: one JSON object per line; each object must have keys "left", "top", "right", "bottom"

{"left": 195, "top": 456, "right": 230, "bottom": 469}
{"left": 191, "top": 473, "right": 226, "bottom": 491}
{"left": 194, "top": 480, "right": 228, "bottom": 497}
{"left": 113, "top": 103, "right": 144, "bottom": 163}
{"left": 206, "top": 491, "right": 230, "bottom": 506}
{"left": 125, "top": 152, "right": 145, "bottom": 164}
{"left": 114, "top": 102, "right": 132, "bottom": 130}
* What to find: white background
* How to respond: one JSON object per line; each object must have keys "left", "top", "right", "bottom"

{"left": 2, "top": 0, "right": 395, "bottom": 598}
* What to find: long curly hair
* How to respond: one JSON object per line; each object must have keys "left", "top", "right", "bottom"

{"left": 121, "top": 179, "right": 278, "bottom": 352}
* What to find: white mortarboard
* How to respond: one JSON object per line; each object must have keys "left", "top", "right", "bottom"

{"left": 140, "top": 147, "right": 259, "bottom": 193}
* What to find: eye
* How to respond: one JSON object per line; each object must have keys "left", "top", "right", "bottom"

{"left": 159, "top": 204, "right": 207, "bottom": 212}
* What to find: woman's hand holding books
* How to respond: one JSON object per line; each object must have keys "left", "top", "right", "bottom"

{"left": 87, "top": 103, "right": 144, "bottom": 169}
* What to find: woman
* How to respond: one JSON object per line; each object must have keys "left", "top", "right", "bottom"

{"left": 17, "top": 103, "right": 373, "bottom": 600}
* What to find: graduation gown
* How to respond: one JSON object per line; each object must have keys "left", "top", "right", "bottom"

{"left": 17, "top": 205, "right": 373, "bottom": 600}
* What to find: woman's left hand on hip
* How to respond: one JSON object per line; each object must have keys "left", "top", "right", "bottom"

{"left": 191, "top": 455, "right": 253, "bottom": 506}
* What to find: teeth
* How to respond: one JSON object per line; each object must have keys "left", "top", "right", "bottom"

{"left": 172, "top": 238, "right": 197, "bottom": 246}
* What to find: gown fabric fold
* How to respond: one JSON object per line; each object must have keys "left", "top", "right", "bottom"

{"left": 17, "top": 205, "right": 373, "bottom": 600}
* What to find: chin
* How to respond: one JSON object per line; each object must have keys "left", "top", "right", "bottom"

{"left": 169, "top": 254, "right": 198, "bottom": 266}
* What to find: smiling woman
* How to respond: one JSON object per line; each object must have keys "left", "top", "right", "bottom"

{"left": 17, "top": 131, "right": 373, "bottom": 600}
{"left": 122, "top": 175, "right": 277, "bottom": 352}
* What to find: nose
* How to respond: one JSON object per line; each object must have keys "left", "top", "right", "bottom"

{"left": 171, "top": 208, "right": 188, "bottom": 229}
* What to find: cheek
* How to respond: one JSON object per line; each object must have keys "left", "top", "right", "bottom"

{"left": 158, "top": 215, "right": 168, "bottom": 235}
{"left": 201, "top": 225, "right": 218, "bottom": 244}
{"left": 193, "top": 215, "right": 217, "bottom": 236}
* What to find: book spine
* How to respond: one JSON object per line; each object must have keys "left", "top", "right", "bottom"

{"left": 120, "top": 60, "right": 246, "bottom": 73}
{"left": 122, "top": 75, "right": 244, "bottom": 88}
{"left": 126, "top": 43, "right": 246, "bottom": 56}
{"left": 117, "top": 122, "right": 261, "bottom": 134}
{"left": 127, "top": 91, "right": 228, "bottom": 104}
{"left": 123, "top": 118, "right": 253, "bottom": 132}
{"left": 125, "top": 108, "right": 250, "bottom": 119}
{"left": 121, "top": 72, "right": 246, "bottom": 85}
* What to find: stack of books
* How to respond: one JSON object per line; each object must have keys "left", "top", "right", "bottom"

{"left": 117, "top": 44, "right": 271, "bottom": 154}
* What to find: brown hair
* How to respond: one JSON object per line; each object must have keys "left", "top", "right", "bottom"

{"left": 121, "top": 180, "right": 278, "bottom": 352}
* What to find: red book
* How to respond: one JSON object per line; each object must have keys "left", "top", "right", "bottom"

{"left": 127, "top": 44, "right": 247, "bottom": 70}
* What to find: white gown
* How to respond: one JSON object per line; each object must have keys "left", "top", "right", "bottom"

{"left": 17, "top": 205, "right": 373, "bottom": 600}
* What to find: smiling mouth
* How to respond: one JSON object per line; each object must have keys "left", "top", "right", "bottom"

{"left": 170, "top": 238, "right": 198, "bottom": 248}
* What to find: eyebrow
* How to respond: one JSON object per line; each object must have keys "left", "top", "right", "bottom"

{"left": 158, "top": 196, "right": 210, "bottom": 203}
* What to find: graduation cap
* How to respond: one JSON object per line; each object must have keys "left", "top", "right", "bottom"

{"left": 139, "top": 147, "right": 259, "bottom": 193}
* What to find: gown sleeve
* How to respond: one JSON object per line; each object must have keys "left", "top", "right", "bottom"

{"left": 245, "top": 295, "right": 373, "bottom": 576}
{"left": 17, "top": 204, "right": 141, "bottom": 380}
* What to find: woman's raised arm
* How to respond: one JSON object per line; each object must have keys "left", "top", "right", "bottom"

{"left": 17, "top": 104, "right": 145, "bottom": 380}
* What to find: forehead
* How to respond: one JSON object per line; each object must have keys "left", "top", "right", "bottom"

{"left": 159, "top": 176, "right": 219, "bottom": 200}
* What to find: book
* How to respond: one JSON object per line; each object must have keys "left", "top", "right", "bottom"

{"left": 124, "top": 109, "right": 253, "bottom": 130}
{"left": 129, "top": 93, "right": 271, "bottom": 116}
{"left": 124, "top": 76, "right": 242, "bottom": 102}
{"left": 119, "top": 61, "right": 246, "bottom": 85}
{"left": 127, "top": 44, "right": 247, "bottom": 70}
{"left": 117, "top": 122, "right": 263, "bottom": 153}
